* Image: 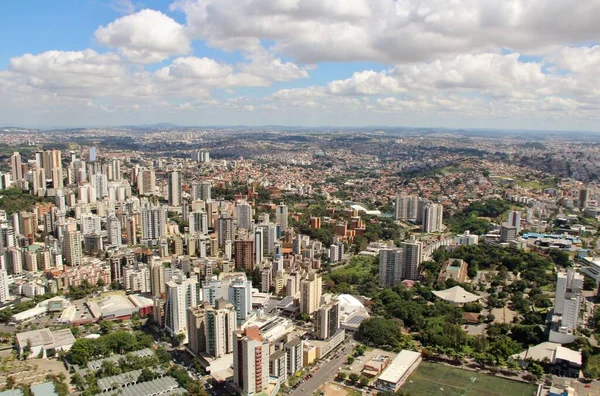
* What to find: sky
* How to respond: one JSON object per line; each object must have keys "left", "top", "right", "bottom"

{"left": 1, "top": 0, "right": 600, "bottom": 130}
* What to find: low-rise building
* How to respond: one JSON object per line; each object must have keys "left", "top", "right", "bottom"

{"left": 511, "top": 342, "right": 582, "bottom": 378}
{"left": 16, "top": 328, "right": 75, "bottom": 359}
{"left": 375, "top": 350, "right": 422, "bottom": 393}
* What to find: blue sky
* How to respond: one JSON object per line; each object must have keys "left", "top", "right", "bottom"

{"left": 0, "top": 0, "right": 599, "bottom": 130}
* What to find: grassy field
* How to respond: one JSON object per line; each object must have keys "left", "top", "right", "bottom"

{"left": 401, "top": 362, "right": 537, "bottom": 396}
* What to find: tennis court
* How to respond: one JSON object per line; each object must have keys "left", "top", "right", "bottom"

{"left": 400, "top": 362, "right": 537, "bottom": 396}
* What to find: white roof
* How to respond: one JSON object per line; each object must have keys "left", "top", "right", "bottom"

{"left": 432, "top": 286, "right": 481, "bottom": 303}
{"left": 511, "top": 342, "right": 582, "bottom": 366}
{"left": 338, "top": 294, "right": 364, "bottom": 312}
{"left": 554, "top": 346, "right": 582, "bottom": 365}
{"left": 378, "top": 350, "right": 421, "bottom": 384}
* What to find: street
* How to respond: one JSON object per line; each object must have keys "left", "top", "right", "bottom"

{"left": 289, "top": 342, "right": 353, "bottom": 396}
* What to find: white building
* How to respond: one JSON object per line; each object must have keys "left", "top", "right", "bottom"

{"left": 0, "top": 269, "right": 10, "bottom": 303}
{"left": 168, "top": 171, "right": 182, "bottom": 207}
{"left": 81, "top": 213, "right": 102, "bottom": 235}
{"left": 106, "top": 214, "right": 122, "bottom": 247}
{"left": 454, "top": 230, "right": 479, "bottom": 245}
{"left": 165, "top": 275, "right": 200, "bottom": 344}
{"left": 422, "top": 203, "right": 443, "bottom": 233}
{"left": 555, "top": 269, "right": 584, "bottom": 331}
{"left": 189, "top": 210, "right": 208, "bottom": 236}
{"left": 141, "top": 205, "right": 167, "bottom": 245}
{"left": 229, "top": 279, "right": 253, "bottom": 323}
{"left": 375, "top": 350, "right": 422, "bottom": 393}
{"left": 16, "top": 328, "right": 75, "bottom": 359}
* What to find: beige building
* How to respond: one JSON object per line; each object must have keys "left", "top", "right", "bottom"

{"left": 300, "top": 272, "right": 322, "bottom": 315}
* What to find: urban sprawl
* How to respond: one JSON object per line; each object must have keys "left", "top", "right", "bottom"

{"left": 0, "top": 126, "right": 599, "bottom": 396}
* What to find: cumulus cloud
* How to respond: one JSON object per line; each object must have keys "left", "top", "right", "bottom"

{"left": 171, "top": 0, "right": 600, "bottom": 63}
{"left": 551, "top": 46, "right": 600, "bottom": 75}
{"left": 95, "top": 9, "right": 191, "bottom": 63}
{"left": 9, "top": 50, "right": 127, "bottom": 97}
{"left": 239, "top": 52, "right": 309, "bottom": 82}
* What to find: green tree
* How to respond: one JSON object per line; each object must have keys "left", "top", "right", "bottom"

{"left": 359, "top": 376, "right": 369, "bottom": 387}
{"left": 529, "top": 362, "right": 544, "bottom": 378}
{"left": 336, "top": 372, "right": 347, "bottom": 382}
{"left": 138, "top": 367, "right": 156, "bottom": 382}
{"left": 348, "top": 373, "right": 359, "bottom": 384}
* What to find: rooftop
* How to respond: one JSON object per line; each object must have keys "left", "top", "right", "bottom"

{"left": 378, "top": 350, "right": 421, "bottom": 384}
{"left": 432, "top": 286, "right": 481, "bottom": 304}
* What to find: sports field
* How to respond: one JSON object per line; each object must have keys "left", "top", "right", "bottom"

{"left": 400, "top": 362, "right": 537, "bottom": 396}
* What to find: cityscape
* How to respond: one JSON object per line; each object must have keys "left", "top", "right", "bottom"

{"left": 2, "top": 1, "right": 600, "bottom": 396}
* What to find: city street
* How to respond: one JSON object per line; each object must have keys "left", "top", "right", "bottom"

{"left": 289, "top": 343, "right": 353, "bottom": 396}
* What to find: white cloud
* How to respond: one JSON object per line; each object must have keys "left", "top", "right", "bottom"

{"left": 171, "top": 0, "right": 600, "bottom": 63}
{"left": 9, "top": 50, "right": 127, "bottom": 97}
{"left": 109, "top": 0, "right": 136, "bottom": 14}
{"left": 551, "top": 46, "right": 600, "bottom": 75}
{"left": 239, "top": 52, "right": 309, "bottom": 82}
{"left": 95, "top": 9, "right": 191, "bottom": 63}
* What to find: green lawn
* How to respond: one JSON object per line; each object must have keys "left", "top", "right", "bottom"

{"left": 400, "top": 362, "right": 537, "bottom": 396}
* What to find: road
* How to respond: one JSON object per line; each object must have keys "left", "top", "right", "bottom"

{"left": 289, "top": 343, "right": 353, "bottom": 396}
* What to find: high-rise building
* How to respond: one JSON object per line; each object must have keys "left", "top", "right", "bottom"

{"left": 168, "top": 171, "right": 182, "bottom": 207}
{"left": 500, "top": 223, "right": 518, "bottom": 243}
{"left": 189, "top": 210, "right": 208, "bottom": 235}
{"left": 285, "top": 337, "right": 303, "bottom": 376}
{"left": 379, "top": 248, "right": 403, "bottom": 287}
{"left": 165, "top": 274, "right": 200, "bottom": 344}
{"left": 10, "top": 152, "right": 22, "bottom": 182}
{"left": 379, "top": 237, "right": 422, "bottom": 286}
{"left": 106, "top": 214, "right": 122, "bottom": 247}
{"left": 217, "top": 215, "right": 234, "bottom": 248}
{"left": 137, "top": 169, "right": 156, "bottom": 196}
{"left": 192, "top": 181, "right": 212, "bottom": 202}
{"left": 236, "top": 202, "right": 252, "bottom": 231}
{"left": 229, "top": 279, "right": 252, "bottom": 323}
{"left": 202, "top": 276, "right": 222, "bottom": 306}
{"left": 422, "top": 203, "right": 443, "bottom": 233}
{"left": 300, "top": 272, "right": 322, "bottom": 315}
{"left": 233, "top": 326, "right": 269, "bottom": 396}
{"left": 315, "top": 297, "right": 340, "bottom": 340}
{"left": 150, "top": 258, "right": 166, "bottom": 297}
{"left": 235, "top": 239, "right": 254, "bottom": 271}
{"left": 261, "top": 267, "right": 272, "bottom": 293}
{"left": 141, "top": 205, "right": 167, "bottom": 245}
{"left": 254, "top": 228, "right": 264, "bottom": 267}
{"left": 507, "top": 210, "right": 522, "bottom": 233}
{"left": 109, "top": 159, "right": 121, "bottom": 181}
{"left": 579, "top": 188, "right": 590, "bottom": 210}
{"left": 42, "top": 149, "right": 61, "bottom": 180}
{"left": 89, "top": 146, "right": 97, "bottom": 162}
{"left": 63, "top": 221, "right": 82, "bottom": 266}
{"left": 329, "top": 242, "right": 344, "bottom": 263}
{"left": 395, "top": 195, "right": 419, "bottom": 220}
{"left": 555, "top": 269, "right": 584, "bottom": 331}
{"left": 187, "top": 305, "right": 207, "bottom": 357}
{"left": 401, "top": 237, "right": 422, "bottom": 281}
{"left": 81, "top": 213, "right": 102, "bottom": 235}
{"left": 0, "top": 269, "right": 10, "bottom": 303}
{"left": 126, "top": 216, "right": 137, "bottom": 246}
{"left": 191, "top": 151, "right": 210, "bottom": 163}
{"left": 275, "top": 203, "right": 288, "bottom": 232}
{"left": 205, "top": 298, "right": 236, "bottom": 358}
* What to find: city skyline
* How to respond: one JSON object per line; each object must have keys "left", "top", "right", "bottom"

{"left": 1, "top": 0, "right": 600, "bottom": 131}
